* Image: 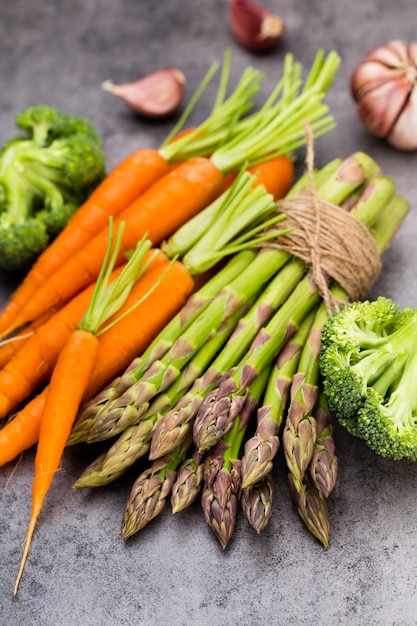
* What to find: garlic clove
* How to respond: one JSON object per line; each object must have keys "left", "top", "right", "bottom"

{"left": 228, "top": 0, "right": 285, "bottom": 53}
{"left": 102, "top": 68, "right": 186, "bottom": 118}
{"left": 388, "top": 87, "right": 417, "bottom": 151}
{"left": 356, "top": 77, "right": 411, "bottom": 137}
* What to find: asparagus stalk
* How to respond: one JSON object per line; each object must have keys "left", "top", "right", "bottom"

{"left": 121, "top": 436, "right": 192, "bottom": 539}
{"left": 148, "top": 256, "right": 306, "bottom": 460}
{"left": 309, "top": 392, "right": 338, "bottom": 497}
{"left": 288, "top": 472, "right": 330, "bottom": 548}
{"left": 285, "top": 190, "right": 410, "bottom": 491}
{"left": 285, "top": 158, "right": 343, "bottom": 199}
{"left": 282, "top": 300, "right": 333, "bottom": 487}
{"left": 241, "top": 473, "right": 275, "bottom": 534}
{"left": 240, "top": 308, "right": 317, "bottom": 489}
{"left": 201, "top": 367, "right": 270, "bottom": 549}
{"left": 73, "top": 453, "right": 125, "bottom": 488}
{"left": 170, "top": 449, "right": 205, "bottom": 514}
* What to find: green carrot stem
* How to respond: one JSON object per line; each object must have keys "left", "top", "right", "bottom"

{"left": 180, "top": 172, "right": 283, "bottom": 274}
{"left": 181, "top": 50, "right": 340, "bottom": 174}
{"left": 162, "top": 165, "right": 253, "bottom": 258}
{"left": 160, "top": 53, "right": 263, "bottom": 162}
{"left": 80, "top": 219, "right": 157, "bottom": 335}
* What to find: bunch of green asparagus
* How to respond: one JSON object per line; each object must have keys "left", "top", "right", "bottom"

{"left": 68, "top": 152, "right": 409, "bottom": 550}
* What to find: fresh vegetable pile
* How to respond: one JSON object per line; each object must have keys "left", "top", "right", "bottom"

{"left": 0, "top": 48, "right": 414, "bottom": 595}
{"left": 68, "top": 148, "right": 408, "bottom": 551}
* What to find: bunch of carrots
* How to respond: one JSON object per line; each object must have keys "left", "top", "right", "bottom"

{"left": 0, "top": 49, "right": 343, "bottom": 593}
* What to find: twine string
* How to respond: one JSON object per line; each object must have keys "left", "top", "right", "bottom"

{"left": 262, "top": 125, "right": 382, "bottom": 314}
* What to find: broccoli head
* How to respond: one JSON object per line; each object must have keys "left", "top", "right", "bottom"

{"left": 0, "top": 105, "right": 106, "bottom": 273}
{"left": 320, "top": 297, "right": 417, "bottom": 461}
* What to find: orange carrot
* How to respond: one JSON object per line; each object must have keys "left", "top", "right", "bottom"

{"left": 0, "top": 311, "right": 56, "bottom": 369}
{"left": 13, "top": 219, "right": 150, "bottom": 593}
{"left": 0, "top": 258, "right": 194, "bottom": 467}
{"left": 0, "top": 249, "right": 169, "bottom": 420}
{"left": 13, "top": 328, "right": 100, "bottom": 594}
{"left": 0, "top": 393, "right": 47, "bottom": 466}
{"left": 0, "top": 149, "right": 170, "bottom": 337}
{"left": 221, "top": 154, "right": 295, "bottom": 200}
{"left": 6, "top": 157, "right": 223, "bottom": 334}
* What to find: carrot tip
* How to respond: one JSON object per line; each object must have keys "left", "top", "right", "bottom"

{"left": 13, "top": 513, "right": 39, "bottom": 596}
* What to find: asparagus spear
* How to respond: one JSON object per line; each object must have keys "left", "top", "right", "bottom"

{"left": 309, "top": 392, "right": 338, "bottom": 497}
{"left": 282, "top": 300, "right": 332, "bottom": 487}
{"left": 288, "top": 472, "right": 330, "bottom": 548}
{"left": 73, "top": 453, "right": 125, "bottom": 488}
{"left": 201, "top": 367, "right": 270, "bottom": 549}
{"left": 121, "top": 436, "right": 192, "bottom": 539}
{"left": 149, "top": 256, "right": 306, "bottom": 460}
{"left": 240, "top": 308, "right": 317, "bottom": 489}
{"left": 241, "top": 473, "right": 274, "bottom": 534}
{"left": 170, "top": 449, "right": 205, "bottom": 514}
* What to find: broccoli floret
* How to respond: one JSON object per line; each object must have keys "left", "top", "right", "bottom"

{"left": 15, "top": 104, "right": 102, "bottom": 147}
{"left": 0, "top": 105, "right": 106, "bottom": 273}
{"left": 320, "top": 297, "right": 417, "bottom": 461}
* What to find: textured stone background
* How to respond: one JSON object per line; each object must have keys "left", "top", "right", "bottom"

{"left": 1, "top": 1, "right": 417, "bottom": 624}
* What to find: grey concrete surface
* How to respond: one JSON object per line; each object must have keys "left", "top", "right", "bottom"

{"left": 1, "top": 1, "right": 417, "bottom": 624}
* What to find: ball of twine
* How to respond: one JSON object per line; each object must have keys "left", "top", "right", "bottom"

{"left": 264, "top": 127, "right": 382, "bottom": 313}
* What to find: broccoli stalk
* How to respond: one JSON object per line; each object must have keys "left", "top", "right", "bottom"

{"left": 320, "top": 297, "right": 417, "bottom": 461}
{"left": 0, "top": 105, "right": 105, "bottom": 272}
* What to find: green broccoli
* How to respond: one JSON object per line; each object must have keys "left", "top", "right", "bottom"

{"left": 0, "top": 105, "right": 106, "bottom": 273}
{"left": 319, "top": 297, "right": 417, "bottom": 461}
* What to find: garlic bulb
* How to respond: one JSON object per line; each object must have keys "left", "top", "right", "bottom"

{"left": 351, "top": 40, "right": 417, "bottom": 151}
{"left": 102, "top": 68, "right": 186, "bottom": 119}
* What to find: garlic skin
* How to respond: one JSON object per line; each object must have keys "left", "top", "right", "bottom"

{"left": 102, "top": 68, "right": 186, "bottom": 119}
{"left": 351, "top": 40, "right": 417, "bottom": 151}
{"left": 228, "top": 0, "right": 285, "bottom": 53}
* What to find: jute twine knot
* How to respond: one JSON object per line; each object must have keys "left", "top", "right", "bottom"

{"left": 266, "top": 126, "right": 382, "bottom": 314}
